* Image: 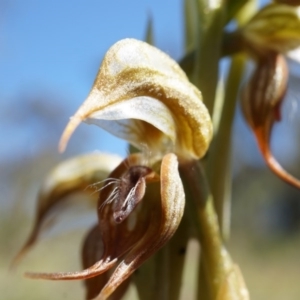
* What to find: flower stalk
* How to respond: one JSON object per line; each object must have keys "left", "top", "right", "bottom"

{"left": 179, "top": 159, "right": 249, "bottom": 300}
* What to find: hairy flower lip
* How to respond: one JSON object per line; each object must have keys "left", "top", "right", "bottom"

{"left": 21, "top": 152, "right": 185, "bottom": 300}
{"left": 111, "top": 165, "right": 158, "bottom": 224}
{"left": 94, "top": 153, "right": 185, "bottom": 300}
{"left": 59, "top": 38, "right": 213, "bottom": 161}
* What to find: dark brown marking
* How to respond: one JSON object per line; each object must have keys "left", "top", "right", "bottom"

{"left": 113, "top": 166, "right": 153, "bottom": 223}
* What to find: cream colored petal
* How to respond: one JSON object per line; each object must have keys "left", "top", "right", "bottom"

{"left": 59, "top": 39, "right": 212, "bottom": 160}
{"left": 40, "top": 152, "right": 121, "bottom": 198}
{"left": 85, "top": 95, "right": 176, "bottom": 152}
{"left": 12, "top": 153, "right": 121, "bottom": 266}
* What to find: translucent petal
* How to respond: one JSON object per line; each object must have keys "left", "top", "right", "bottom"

{"left": 12, "top": 153, "right": 121, "bottom": 266}
{"left": 85, "top": 96, "right": 176, "bottom": 153}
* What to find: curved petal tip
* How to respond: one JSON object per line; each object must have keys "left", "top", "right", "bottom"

{"left": 255, "top": 128, "right": 300, "bottom": 190}
{"left": 58, "top": 116, "right": 82, "bottom": 152}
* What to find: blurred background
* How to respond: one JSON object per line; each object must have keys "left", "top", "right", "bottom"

{"left": 1, "top": 0, "right": 300, "bottom": 299}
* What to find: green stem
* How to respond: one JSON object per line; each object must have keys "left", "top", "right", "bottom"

{"left": 133, "top": 255, "right": 155, "bottom": 300}
{"left": 192, "top": 0, "right": 226, "bottom": 116}
{"left": 206, "top": 53, "right": 246, "bottom": 237}
{"left": 197, "top": 257, "right": 210, "bottom": 300}
{"left": 155, "top": 245, "right": 170, "bottom": 300}
{"left": 168, "top": 213, "right": 190, "bottom": 300}
{"left": 133, "top": 214, "right": 189, "bottom": 300}
{"left": 204, "top": 0, "right": 257, "bottom": 236}
{"left": 179, "top": 31, "right": 244, "bottom": 76}
{"left": 179, "top": 160, "right": 232, "bottom": 300}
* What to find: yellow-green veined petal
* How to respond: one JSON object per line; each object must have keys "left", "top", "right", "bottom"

{"left": 59, "top": 39, "right": 213, "bottom": 161}
{"left": 242, "top": 3, "right": 300, "bottom": 54}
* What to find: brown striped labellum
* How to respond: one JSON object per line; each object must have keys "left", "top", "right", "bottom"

{"left": 23, "top": 153, "right": 185, "bottom": 300}
{"left": 241, "top": 52, "right": 300, "bottom": 189}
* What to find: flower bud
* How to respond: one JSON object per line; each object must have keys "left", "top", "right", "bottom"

{"left": 242, "top": 53, "right": 287, "bottom": 130}
{"left": 242, "top": 52, "right": 300, "bottom": 189}
{"left": 242, "top": 3, "right": 300, "bottom": 54}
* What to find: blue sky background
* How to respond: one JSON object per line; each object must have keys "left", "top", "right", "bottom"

{"left": 0, "top": 0, "right": 299, "bottom": 209}
{"left": 0, "top": 0, "right": 183, "bottom": 162}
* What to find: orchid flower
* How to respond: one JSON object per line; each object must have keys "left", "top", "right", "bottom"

{"left": 15, "top": 38, "right": 249, "bottom": 300}
{"left": 239, "top": 2, "right": 300, "bottom": 189}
